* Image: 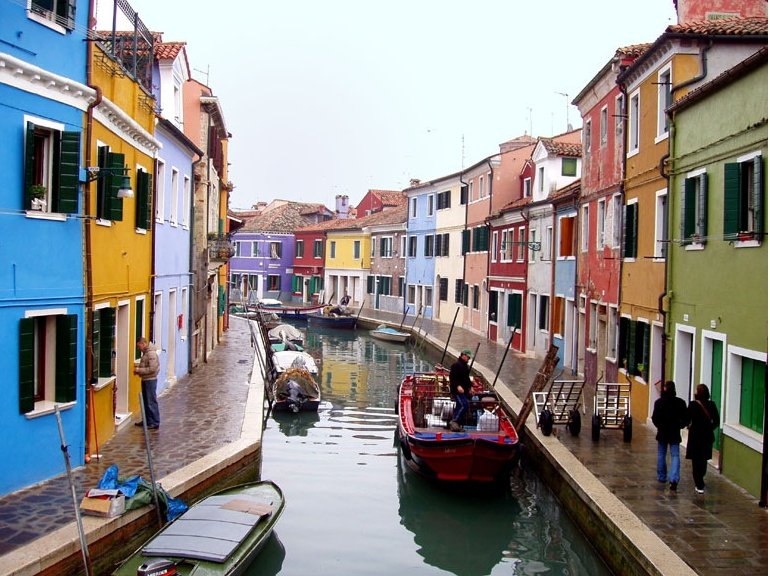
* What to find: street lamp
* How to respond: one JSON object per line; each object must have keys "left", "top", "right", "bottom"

{"left": 85, "top": 166, "right": 133, "bottom": 198}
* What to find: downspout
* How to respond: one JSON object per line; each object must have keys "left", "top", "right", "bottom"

{"left": 617, "top": 76, "right": 629, "bottom": 379}
{"left": 520, "top": 207, "right": 531, "bottom": 354}
{"left": 484, "top": 157, "right": 494, "bottom": 337}
{"left": 203, "top": 114, "right": 213, "bottom": 363}
{"left": 672, "top": 39, "right": 712, "bottom": 93}
{"left": 84, "top": 3, "right": 103, "bottom": 457}
{"left": 460, "top": 172, "right": 468, "bottom": 324}
{"left": 188, "top": 153, "right": 202, "bottom": 374}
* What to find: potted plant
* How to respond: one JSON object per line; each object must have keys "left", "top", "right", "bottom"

{"left": 28, "top": 184, "right": 47, "bottom": 210}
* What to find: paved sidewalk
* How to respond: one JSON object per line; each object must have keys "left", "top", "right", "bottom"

{"left": 0, "top": 311, "right": 766, "bottom": 576}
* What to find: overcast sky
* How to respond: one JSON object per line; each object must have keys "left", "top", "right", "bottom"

{"left": 98, "top": 0, "right": 678, "bottom": 210}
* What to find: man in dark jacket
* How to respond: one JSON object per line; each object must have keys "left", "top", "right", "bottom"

{"left": 651, "top": 380, "right": 689, "bottom": 490}
{"left": 448, "top": 349, "right": 473, "bottom": 432}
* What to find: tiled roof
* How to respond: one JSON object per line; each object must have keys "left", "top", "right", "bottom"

{"left": 154, "top": 42, "right": 186, "bottom": 60}
{"left": 361, "top": 205, "right": 408, "bottom": 227}
{"left": 666, "top": 16, "right": 767, "bottom": 36}
{"left": 371, "top": 190, "right": 407, "bottom": 207}
{"left": 617, "top": 43, "right": 653, "bottom": 58}
{"left": 549, "top": 180, "right": 581, "bottom": 202}
{"left": 541, "top": 139, "right": 583, "bottom": 158}
{"left": 493, "top": 196, "right": 532, "bottom": 218}
{"left": 240, "top": 202, "right": 331, "bottom": 233}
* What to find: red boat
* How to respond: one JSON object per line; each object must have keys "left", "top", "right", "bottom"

{"left": 397, "top": 371, "right": 519, "bottom": 483}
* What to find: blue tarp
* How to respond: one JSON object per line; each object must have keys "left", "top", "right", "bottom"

{"left": 97, "top": 464, "right": 188, "bottom": 521}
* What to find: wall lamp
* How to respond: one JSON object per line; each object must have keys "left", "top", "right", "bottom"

{"left": 85, "top": 166, "right": 133, "bottom": 198}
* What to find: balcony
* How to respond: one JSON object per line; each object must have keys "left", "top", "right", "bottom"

{"left": 208, "top": 236, "right": 235, "bottom": 261}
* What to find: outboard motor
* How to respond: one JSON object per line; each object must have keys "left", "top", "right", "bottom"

{"left": 286, "top": 379, "right": 304, "bottom": 413}
{"left": 136, "top": 559, "right": 177, "bottom": 576}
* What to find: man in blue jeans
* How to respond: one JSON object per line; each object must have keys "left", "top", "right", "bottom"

{"left": 134, "top": 338, "right": 160, "bottom": 430}
{"left": 651, "top": 380, "right": 689, "bottom": 490}
{"left": 448, "top": 349, "right": 473, "bottom": 432}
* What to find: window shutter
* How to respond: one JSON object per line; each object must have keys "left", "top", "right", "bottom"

{"left": 24, "top": 122, "right": 37, "bottom": 209}
{"left": 507, "top": 293, "right": 522, "bottom": 328}
{"left": 91, "top": 309, "right": 100, "bottom": 383}
{"left": 683, "top": 177, "right": 696, "bottom": 242}
{"left": 367, "top": 276, "right": 374, "bottom": 294}
{"left": 623, "top": 204, "right": 637, "bottom": 258}
{"left": 460, "top": 185, "right": 468, "bottom": 205}
{"left": 107, "top": 152, "right": 125, "bottom": 221}
{"left": 627, "top": 320, "right": 637, "bottom": 375}
{"left": 99, "top": 308, "right": 115, "bottom": 377}
{"left": 19, "top": 318, "right": 35, "bottom": 414}
{"left": 65, "top": 0, "right": 76, "bottom": 29}
{"left": 57, "top": 131, "right": 80, "bottom": 214}
{"left": 135, "top": 169, "right": 152, "bottom": 229}
{"left": 752, "top": 156, "right": 763, "bottom": 235}
{"left": 723, "top": 163, "right": 741, "bottom": 237}
{"left": 55, "top": 314, "right": 77, "bottom": 402}
{"left": 697, "top": 172, "right": 708, "bottom": 241}
{"left": 462, "top": 230, "right": 470, "bottom": 254}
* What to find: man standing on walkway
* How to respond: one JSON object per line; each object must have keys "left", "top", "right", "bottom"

{"left": 134, "top": 337, "right": 160, "bottom": 430}
{"left": 651, "top": 380, "right": 689, "bottom": 491}
{"left": 448, "top": 349, "right": 473, "bottom": 432}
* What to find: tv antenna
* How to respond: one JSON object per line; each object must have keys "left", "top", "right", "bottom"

{"left": 555, "top": 91, "right": 570, "bottom": 131}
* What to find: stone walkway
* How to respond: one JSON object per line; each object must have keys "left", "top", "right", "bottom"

{"left": 0, "top": 312, "right": 765, "bottom": 576}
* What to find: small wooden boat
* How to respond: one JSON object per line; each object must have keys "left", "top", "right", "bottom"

{"left": 370, "top": 324, "right": 410, "bottom": 343}
{"left": 113, "top": 480, "right": 285, "bottom": 576}
{"left": 257, "top": 301, "right": 325, "bottom": 320}
{"left": 268, "top": 351, "right": 321, "bottom": 412}
{"left": 397, "top": 371, "right": 519, "bottom": 483}
{"left": 267, "top": 324, "right": 304, "bottom": 345}
{"left": 307, "top": 306, "right": 357, "bottom": 329}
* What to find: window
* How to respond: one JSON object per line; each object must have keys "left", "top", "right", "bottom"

{"left": 472, "top": 226, "right": 489, "bottom": 252}
{"left": 463, "top": 283, "right": 469, "bottom": 306}
{"left": 18, "top": 312, "right": 78, "bottom": 414}
{"left": 596, "top": 199, "right": 606, "bottom": 248}
{"left": 379, "top": 276, "right": 392, "bottom": 296}
{"left": 29, "top": 0, "right": 76, "bottom": 30}
{"left": 269, "top": 241, "right": 281, "bottom": 259}
{"left": 507, "top": 293, "right": 522, "bottom": 329}
{"left": 562, "top": 157, "right": 577, "bottom": 177}
{"left": 182, "top": 176, "right": 191, "bottom": 227}
{"left": 468, "top": 181, "right": 474, "bottom": 202}
{"left": 96, "top": 145, "right": 126, "bottom": 221}
{"left": 623, "top": 202, "right": 638, "bottom": 259}
{"left": 589, "top": 302, "right": 598, "bottom": 349}
{"left": 491, "top": 231, "right": 498, "bottom": 262}
{"left": 424, "top": 235, "right": 434, "bottom": 257}
{"left": 628, "top": 89, "right": 640, "bottom": 154}
{"left": 437, "top": 190, "right": 451, "bottom": 209}
{"left": 371, "top": 237, "right": 377, "bottom": 257}
{"left": 619, "top": 317, "right": 650, "bottom": 378}
{"left": 400, "top": 235, "right": 406, "bottom": 258}
{"left": 553, "top": 296, "right": 565, "bottom": 336}
{"left": 600, "top": 106, "right": 608, "bottom": 146}
{"left": 560, "top": 215, "right": 576, "bottom": 258}
{"left": 682, "top": 171, "right": 708, "bottom": 245}
{"left": 91, "top": 307, "right": 115, "bottom": 382}
{"left": 739, "top": 356, "right": 766, "bottom": 433}
{"left": 583, "top": 120, "right": 592, "bottom": 155}
{"left": 424, "top": 286, "right": 433, "bottom": 308}
{"left": 472, "top": 286, "right": 479, "bottom": 309}
{"left": 427, "top": 194, "right": 434, "bottom": 216}
{"left": 724, "top": 154, "right": 764, "bottom": 241}
{"left": 580, "top": 205, "right": 589, "bottom": 253}
{"left": 538, "top": 166, "right": 545, "bottom": 193}
{"left": 134, "top": 168, "right": 152, "bottom": 231}
{"left": 543, "top": 226, "right": 553, "bottom": 260}
{"left": 460, "top": 184, "right": 468, "bottom": 205}
{"left": 408, "top": 236, "right": 417, "bottom": 258}
{"left": 523, "top": 178, "right": 532, "bottom": 198}
{"left": 251, "top": 241, "right": 260, "bottom": 257}
{"left": 23, "top": 119, "right": 80, "bottom": 214}
{"left": 502, "top": 229, "right": 513, "bottom": 261}
{"left": 398, "top": 276, "right": 404, "bottom": 297}
{"left": 538, "top": 295, "right": 550, "bottom": 331}
{"left": 367, "top": 276, "right": 375, "bottom": 294}
{"left": 295, "top": 240, "right": 305, "bottom": 258}
{"left": 330, "top": 241, "right": 336, "bottom": 259}
{"left": 529, "top": 229, "right": 536, "bottom": 262}
{"left": 407, "top": 285, "right": 416, "bottom": 305}
{"left": 380, "top": 236, "right": 393, "bottom": 258}
{"left": 435, "top": 233, "right": 449, "bottom": 257}
{"left": 615, "top": 94, "right": 624, "bottom": 135}
{"left": 410, "top": 197, "right": 417, "bottom": 218}
{"left": 654, "top": 190, "right": 668, "bottom": 259}
{"left": 612, "top": 193, "right": 623, "bottom": 248}
{"left": 517, "top": 227, "right": 526, "bottom": 261}
{"left": 292, "top": 275, "right": 303, "bottom": 293}
{"left": 353, "top": 240, "right": 361, "bottom": 260}
{"left": 454, "top": 279, "right": 464, "bottom": 304}
{"left": 170, "top": 168, "right": 179, "bottom": 225}
{"left": 439, "top": 278, "right": 448, "bottom": 301}
{"left": 657, "top": 66, "right": 672, "bottom": 139}
{"left": 313, "top": 239, "right": 323, "bottom": 258}
{"left": 155, "top": 160, "right": 165, "bottom": 223}
{"left": 268, "top": 275, "right": 281, "bottom": 291}
{"left": 607, "top": 306, "right": 618, "bottom": 360}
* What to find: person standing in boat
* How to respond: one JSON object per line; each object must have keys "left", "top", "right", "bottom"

{"left": 448, "top": 349, "right": 473, "bottom": 432}
{"left": 339, "top": 292, "right": 351, "bottom": 307}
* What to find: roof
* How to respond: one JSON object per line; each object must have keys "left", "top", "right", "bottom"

{"left": 492, "top": 196, "right": 533, "bottom": 219}
{"left": 550, "top": 180, "right": 581, "bottom": 203}
{"left": 573, "top": 44, "right": 651, "bottom": 104}
{"left": 154, "top": 41, "right": 185, "bottom": 61}
{"left": 239, "top": 202, "right": 332, "bottom": 233}
{"left": 370, "top": 190, "right": 406, "bottom": 207}
{"left": 299, "top": 204, "right": 407, "bottom": 233}
{"left": 539, "top": 139, "right": 583, "bottom": 158}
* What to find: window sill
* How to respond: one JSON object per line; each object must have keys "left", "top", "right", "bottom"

{"left": 723, "top": 423, "right": 763, "bottom": 452}
{"left": 96, "top": 218, "right": 112, "bottom": 227}
{"left": 685, "top": 243, "right": 705, "bottom": 251}
{"left": 93, "top": 376, "right": 116, "bottom": 392}
{"left": 27, "top": 10, "right": 67, "bottom": 34}
{"left": 652, "top": 257, "right": 665, "bottom": 263}
{"left": 135, "top": 228, "right": 147, "bottom": 235}
{"left": 25, "top": 400, "right": 76, "bottom": 420}
{"left": 735, "top": 239, "right": 761, "bottom": 248}
{"left": 605, "top": 355, "right": 617, "bottom": 364}
{"left": 25, "top": 210, "right": 67, "bottom": 222}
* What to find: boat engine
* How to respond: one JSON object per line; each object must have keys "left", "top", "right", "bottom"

{"left": 136, "top": 559, "right": 177, "bottom": 576}
{"left": 286, "top": 379, "right": 304, "bottom": 413}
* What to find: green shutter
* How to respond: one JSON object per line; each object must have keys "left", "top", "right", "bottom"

{"left": 698, "top": 173, "right": 708, "bottom": 241}
{"left": 367, "top": 276, "right": 374, "bottom": 294}
{"left": 752, "top": 156, "right": 763, "bottom": 235}
{"left": 24, "top": 122, "right": 36, "bottom": 210}
{"left": 19, "top": 318, "right": 35, "bottom": 413}
{"left": 55, "top": 314, "right": 77, "bottom": 403}
{"left": 91, "top": 309, "right": 100, "bottom": 383}
{"left": 624, "top": 204, "right": 637, "bottom": 258}
{"left": 683, "top": 177, "right": 695, "bottom": 242}
{"left": 107, "top": 152, "right": 125, "bottom": 221}
{"left": 57, "top": 131, "right": 80, "bottom": 214}
{"left": 462, "top": 230, "right": 470, "bottom": 254}
{"left": 136, "top": 169, "right": 152, "bottom": 229}
{"left": 100, "top": 308, "right": 115, "bottom": 377}
{"left": 723, "top": 163, "right": 741, "bottom": 238}
{"left": 218, "top": 290, "right": 225, "bottom": 314}
{"left": 135, "top": 299, "right": 144, "bottom": 360}
{"left": 507, "top": 293, "right": 522, "bottom": 328}
{"left": 627, "top": 320, "right": 637, "bottom": 375}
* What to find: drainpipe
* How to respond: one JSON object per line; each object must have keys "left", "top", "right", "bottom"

{"left": 460, "top": 172, "right": 468, "bottom": 324}
{"left": 83, "top": 2, "right": 103, "bottom": 457}
{"left": 484, "top": 158, "right": 494, "bottom": 338}
{"left": 616, "top": 77, "right": 629, "bottom": 380}
{"left": 520, "top": 208, "right": 531, "bottom": 354}
{"left": 188, "top": 153, "right": 202, "bottom": 375}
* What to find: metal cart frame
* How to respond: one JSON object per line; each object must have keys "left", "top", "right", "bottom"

{"left": 532, "top": 378, "right": 585, "bottom": 437}
{"left": 591, "top": 382, "right": 632, "bottom": 442}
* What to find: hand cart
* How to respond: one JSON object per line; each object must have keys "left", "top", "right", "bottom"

{"left": 532, "top": 378, "right": 585, "bottom": 437}
{"left": 591, "top": 381, "right": 632, "bottom": 442}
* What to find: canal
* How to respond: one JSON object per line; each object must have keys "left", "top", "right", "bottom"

{"left": 245, "top": 326, "right": 612, "bottom": 576}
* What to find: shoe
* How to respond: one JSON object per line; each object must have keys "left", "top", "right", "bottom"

{"left": 657, "top": 478, "right": 667, "bottom": 483}
{"left": 695, "top": 487, "right": 705, "bottom": 494}
{"left": 147, "top": 424, "right": 159, "bottom": 430}
{"left": 669, "top": 482, "right": 678, "bottom": 491}
{"left": 448, "top": 421, "right": 462, "bottom": 432}
{"left": 134, "top": 421, "right": 144, "bottom": 427}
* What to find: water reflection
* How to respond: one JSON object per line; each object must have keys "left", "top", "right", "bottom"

{"left": 242, "top": 531, "right": 285, "bottom": 576}
{"left": 271, "top": 410, "right": 320, "bottom": 437}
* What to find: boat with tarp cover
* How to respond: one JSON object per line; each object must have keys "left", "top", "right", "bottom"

{"left": 268, "top": 351, "right": 321, "bottom": 412}
{"left": 113, "top": 480, "right": 285, "bottom": 576}
{"left": 397, "top": 371, "right": 519, "bottom": 483}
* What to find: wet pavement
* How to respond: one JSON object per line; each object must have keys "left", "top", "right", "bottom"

{"left": 0, "top": 311, "right": 766, "bottom": 575}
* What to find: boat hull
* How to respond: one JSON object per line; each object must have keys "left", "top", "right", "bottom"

{"left": 113, "top": 480, "right": 285, "bottom": 576}
{"left": 307, "top": 314, "right": 356, "bottom": 329}
{"left": 370, "top": 329, "right": 410, "bottom": 343}
{"left": 397, "top": 373, "right": 519, "bottom": 483}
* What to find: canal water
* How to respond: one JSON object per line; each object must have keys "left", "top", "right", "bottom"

{"left": 245, "top": 326, "right": 612, "bottom": 576}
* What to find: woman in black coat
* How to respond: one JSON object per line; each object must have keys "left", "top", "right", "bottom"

{"left": 686, "top": 384, "right": 720, "bottom": 494}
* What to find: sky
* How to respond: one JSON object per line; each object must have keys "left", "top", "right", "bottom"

{"left": 97, "top": 0, "right": 678, "bottom": 210}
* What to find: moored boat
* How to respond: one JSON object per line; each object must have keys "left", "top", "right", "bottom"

{"left": 268, "top": 351, "right": 321, "bottom": 412}
{"left": 370, "top": 324, "right": 410, "bottom": 343}
{"left": 307, "top": 305, "right": 357, "bottom": 329}
{"left": 397, "top": 371, "right": 519, "bottom": 483}
{"left": 112, "top": 480, "right": 285, "bottom": 576}
{"left": 267, "top": 323, "right": 304, "bottom": 345}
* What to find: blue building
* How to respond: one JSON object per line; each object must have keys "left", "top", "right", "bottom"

{"left": 152, "top": 40, "right": 201, "bottom": 391}
{"left": 552, "top": 182, "right": 580, "bottom": 371}
{"left": 0, "top": 0, "right": 90, "bottom": 495}
{"left": 404, "top": 184, "right": 437, "bottom": 319}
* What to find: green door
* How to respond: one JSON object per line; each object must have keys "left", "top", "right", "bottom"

{"left": 710, "top": 340, "right": 723, "bottom": 450}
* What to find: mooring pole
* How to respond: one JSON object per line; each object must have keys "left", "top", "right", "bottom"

{"left": 491, "top": 327, "right": 516, "bottom": 388}
{"left": 139, "top": 393, "right": 164, "bottom": 528}
{"left": 439, "top": 307, "right": 461, "bottom": 365}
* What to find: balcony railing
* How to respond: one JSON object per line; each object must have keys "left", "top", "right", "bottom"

{"left": 208, "top": 237, "right": 235, "bottom": 261}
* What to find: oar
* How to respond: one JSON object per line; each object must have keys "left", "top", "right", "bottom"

{"left": 439, "top": 307, "right": 460, "bottom": 365}
{"left": 398, "top": 309, "right": 408, "bottom": 330}
{"left": 139, "top": 393, "right": 164, "bottom": 528}
{"left": 54, "top": 406, "right": 93, "bottom": 576}
{"left": 409, "top": 305, "right": 423, "bottom": 331}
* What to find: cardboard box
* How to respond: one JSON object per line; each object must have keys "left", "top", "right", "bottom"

{"left": 80, "top": 488, "right": 125, "bottom": 518}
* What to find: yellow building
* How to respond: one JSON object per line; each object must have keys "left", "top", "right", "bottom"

{"left": 322, "top": 220, "right": 371, "bottom": 306}
{"left": 85, "top": 29, "right": 160, "bottom": 451}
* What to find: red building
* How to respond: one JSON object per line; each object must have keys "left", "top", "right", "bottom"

{"left": 292, "top": 228, "right": 327, "bottom": 303}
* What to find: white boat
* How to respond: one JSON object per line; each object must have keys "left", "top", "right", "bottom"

{"left": 370, "top": 325, "right": 411, "bottom": 343}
